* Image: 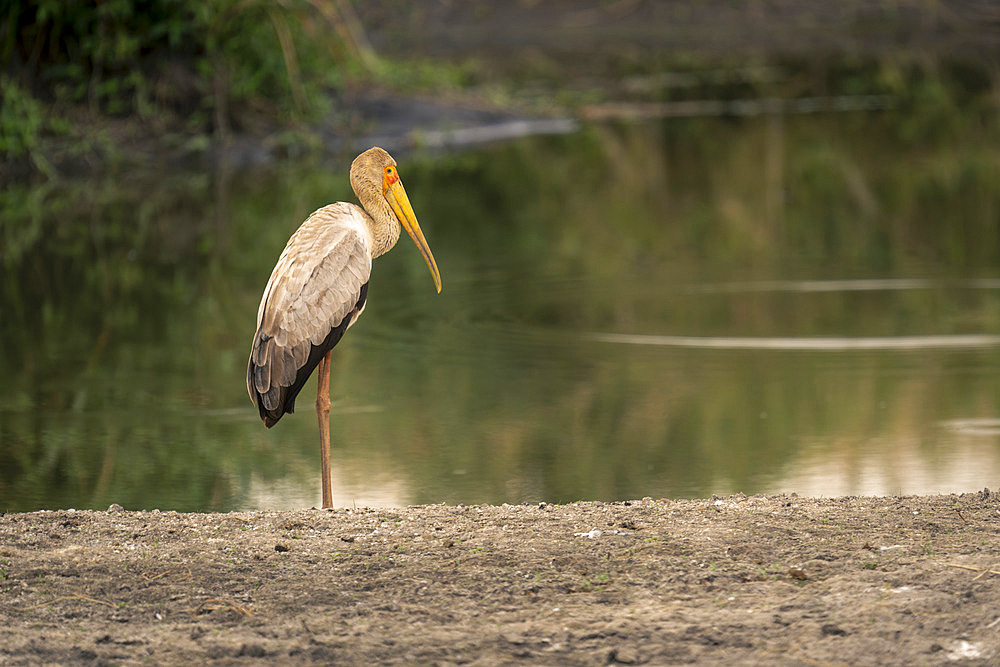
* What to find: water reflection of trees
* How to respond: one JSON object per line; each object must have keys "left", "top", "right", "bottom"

{"left": 3, "top": 102, "right": 1000, "bottom": 510}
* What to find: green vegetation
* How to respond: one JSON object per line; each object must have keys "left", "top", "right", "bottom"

{"left": 1, "top": 0, "right": 376, "bottom": 170}
{"left": 0, "top": 76, "right": 55, "bottom": 173}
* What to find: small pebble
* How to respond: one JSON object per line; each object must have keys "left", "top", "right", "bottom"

{"left": 608, "top": 647, "right": 639, "bottom": 664}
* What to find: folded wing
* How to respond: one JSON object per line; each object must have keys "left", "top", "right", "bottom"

{"left": 247, "top": 204, "right": 373, "bottom": 427}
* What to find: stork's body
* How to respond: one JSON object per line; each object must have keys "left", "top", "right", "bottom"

{"left": 247, "top": 147, "right": 441, "bottom": 508}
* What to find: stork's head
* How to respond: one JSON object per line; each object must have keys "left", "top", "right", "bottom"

{"left": 351, "top": 147, "right": 442, "bottom": 293}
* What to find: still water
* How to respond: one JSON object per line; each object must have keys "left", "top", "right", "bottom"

{"left": 2, "top": 110, "right": 1000, "bottom": 511}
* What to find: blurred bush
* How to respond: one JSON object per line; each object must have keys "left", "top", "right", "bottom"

{"left": 0, "top": 75, "right": 50, "bottom": 168}
{"left": 0, "top": 0, "right": 370, "bottom": 163}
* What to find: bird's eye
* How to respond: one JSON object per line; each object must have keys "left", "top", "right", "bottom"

{"left": 386, "top": 167, "right": 393, "bottom": 174}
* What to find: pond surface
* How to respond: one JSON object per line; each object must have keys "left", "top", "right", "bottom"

{"left": 2, "top": 109, "right": 1000, "bottom": 511}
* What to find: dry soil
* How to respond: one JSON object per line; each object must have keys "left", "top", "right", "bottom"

{"left": 2, "top": 492, "right": 1000, "bottom": 664}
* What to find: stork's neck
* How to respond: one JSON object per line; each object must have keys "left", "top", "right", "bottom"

{"left": 354, "top": 184, "right": 401, "bottom": 259}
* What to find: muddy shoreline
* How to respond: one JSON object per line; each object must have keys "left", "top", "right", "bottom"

{"left": 2, "top": 492, "right": 999, "bottom": 664}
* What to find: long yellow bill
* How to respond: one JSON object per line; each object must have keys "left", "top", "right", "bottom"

{"left": 384, "top": 178, "right": 442, "bottom": 293}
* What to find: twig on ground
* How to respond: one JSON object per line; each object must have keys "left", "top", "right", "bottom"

{"left": 25, "top": 593, "right": 116, "bottom": 610}
{"left": 185, "top": 598, "right": 253, "bottom": 618}
{"left": 141, "top": 565, "right": 193, "bottom": 584}
{"left": 944, "top": 563, "right": 1000, "bottom": 577}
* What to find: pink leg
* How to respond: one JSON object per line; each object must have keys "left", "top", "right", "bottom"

{"left": 315, "top": 351, "right": 333, "bottom": 509}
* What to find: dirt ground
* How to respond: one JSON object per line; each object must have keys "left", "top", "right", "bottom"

{"left": 1, "top": 492, "right": 999, "bottom": 665}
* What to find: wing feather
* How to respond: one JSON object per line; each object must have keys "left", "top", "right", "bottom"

{"left": 253, "top": 357, "right": 270, "bottom": 394}
{"left": 247, "top": 203, "right": 373, "bottom": 427}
